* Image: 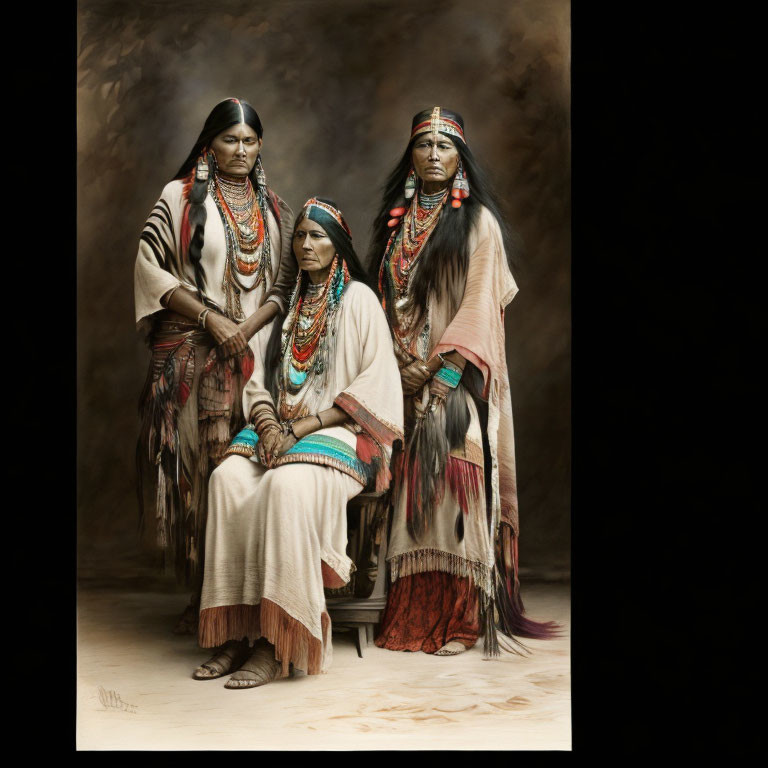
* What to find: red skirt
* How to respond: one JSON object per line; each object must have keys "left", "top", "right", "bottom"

{"left": 374, "top": 571, "right": 481, "bottom": 653}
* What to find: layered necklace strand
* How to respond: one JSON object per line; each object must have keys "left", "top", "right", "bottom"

{"left": 284, "top": 256, "right": 339, "bottom": 389}
{"left": 279, "top": 257, "right": 349, "bottom": 419}
{"left": 208, "top": 167, "right": 273, "bottom": 320}
{"left": 382, "top": 185, "right": 448, "bottom": 353}
{"left": 214, "top": 172, "right": 265, "bottom": 269}
{"left": 292, "top": 278, "right": 332, "bottom": 375}
{"left": 386, "top": 187, "right": 447, "bottom": 299}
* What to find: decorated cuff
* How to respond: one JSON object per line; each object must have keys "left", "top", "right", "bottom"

{"left": 434, "top": 358, "right": 463, "bottom": 389}
{"left": 225, "top": 424, "right": 260, "bottom": 458}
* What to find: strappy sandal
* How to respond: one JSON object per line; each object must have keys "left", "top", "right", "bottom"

{"left": 224, "top": 642, "right": 287, "bottom": 690}
{"left": 193, "top": 641, "right": 250, "bottom": 680}
{"left": 434, "top": 640, "right": 468, "bottom": 656}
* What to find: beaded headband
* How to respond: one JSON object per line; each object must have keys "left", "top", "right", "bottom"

{"left": 302, "top": 198, "right": 352, "bottom": 239}
{"left": 410, "top": 106, "right": 466, "bottom": 144}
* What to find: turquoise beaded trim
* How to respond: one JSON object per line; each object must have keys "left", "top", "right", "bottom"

{"left": 434, "top": 364, "right": 462, "bottom": 389}
{"left": 225, "top": 428, "right": 370, "bottom": 486}
{"left": 276, "top": 433, "right": 369, "bottom": 485}
{"left": 224, "top": 425, "right": 259, "bottom": 458}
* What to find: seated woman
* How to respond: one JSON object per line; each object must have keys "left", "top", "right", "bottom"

{"left": 192, "top": 198, "right": 403, "bottom": 689}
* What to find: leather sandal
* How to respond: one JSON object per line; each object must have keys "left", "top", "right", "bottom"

{"left": 193, "top": 640, "right": 250, "bottom": 680}
{"left": 434, "top": 640, "right": 468, "bottom": 656}
{"left": 224, "top": 641, "right": 286, "bottom": 689}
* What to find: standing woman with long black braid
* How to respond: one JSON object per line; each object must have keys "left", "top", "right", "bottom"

{"left": 134, "top": 98, "right": 297, "bottom": 633}
{"left": 371, "top": 107, "right": 559, "bottom": 657}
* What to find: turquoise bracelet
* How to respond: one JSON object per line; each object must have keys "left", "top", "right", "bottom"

{"left": 434, "top": 361, "right": 462, "bottom": 388}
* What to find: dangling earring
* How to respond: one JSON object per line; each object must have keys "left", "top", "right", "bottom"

{"left": 193, "top": 147, "right": 211, "bottom": 183}
{"left": 404, "top": 166, "right": 417, "bottom": 200}
{"left": 255, "top": 154, "right": 267, "bottom": 188}
{"left": 195, "top": 156, "right": 209, "bottom": 183}
{"left": 451, "top": 159, "right": 470, "bottom": 209}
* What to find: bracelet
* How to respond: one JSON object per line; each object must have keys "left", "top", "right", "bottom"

{"left": 434, "top": 358, "right": 463, "bottom": 389}
{"left": 198, "top": 308, "right": 210, "bottom": 329}
{"left": 316, "top": 414, "right": 324, "bottom": 430}
{"left": 287, "top": 420, "right": 300, "bottom": 441}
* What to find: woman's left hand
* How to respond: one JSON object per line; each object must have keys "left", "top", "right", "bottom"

{"left": 401, "top": 361, "right": 432, "bottom": 395}
{"left": 257, "top": 425, "right": 283, "bottom": 466}
{"left": 273, "top": 432, "right": 297, "bottom": 459}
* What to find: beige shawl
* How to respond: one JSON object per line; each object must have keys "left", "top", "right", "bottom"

{"left": 431, "top": 205, "right": 520, "bottom": 537}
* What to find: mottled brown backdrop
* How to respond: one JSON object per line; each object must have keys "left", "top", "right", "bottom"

{"left": 77, "top": 0, "right": 570, "bottom": 583}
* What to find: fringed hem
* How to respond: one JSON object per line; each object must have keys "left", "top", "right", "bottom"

{"left": 388, "top": 548, "right": 493, "bottom": 596}
{"left": 198, "top": 598, "right": 330, "bottom": 676}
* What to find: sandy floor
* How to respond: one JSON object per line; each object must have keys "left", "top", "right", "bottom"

{"left": 77, "top": 582, "right": 570, "bottom": 750}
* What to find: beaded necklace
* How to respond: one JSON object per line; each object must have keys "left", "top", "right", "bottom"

{"left": 215, "top": 173, "right": 265, "bottom": 261}
{"left": 278, "top": 257, "right": 349, "bottom": 418}
{"left": 379, "top": 186, "right": 448, "bottom": 353}
{"left": 208, "top": 168, "right": 273, "bottom": 319}
{"left": 382, "top": 187, "right": 447, "bottom": 303}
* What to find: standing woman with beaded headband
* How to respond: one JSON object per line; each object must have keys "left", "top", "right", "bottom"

{"left": 191, "top": 198, "right": 403, "bottom": 688}
{"left": 134, "top": 98, "right": 297, "bottom": 634}
{"left": 370, "top": 107, "right": 559, "bottom": 657}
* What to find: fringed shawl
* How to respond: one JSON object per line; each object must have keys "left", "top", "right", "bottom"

{"left": 431, "top": 205, "right": 519, "bottom": 536}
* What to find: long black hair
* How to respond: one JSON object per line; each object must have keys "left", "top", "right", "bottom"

{"left": 368, "top": 125, "right": 518, "bottom": 323}
{"left": 263, "top": 198, "right": 371, "bottom": 403}
{"left": 172, "top": 99, "right": 266, "bottom": 296}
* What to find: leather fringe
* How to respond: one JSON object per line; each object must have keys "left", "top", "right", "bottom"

{"left": 446, "top": 456, "right": 484, "bottom": 522}
{"left": 137, "top": 326, "right": 251, "bottom": 586}
{"left": 198, "top": 599, "right": 330, "bottom": 676}
{"left": 389, "top": 548, "right": 493, "bottom": 596}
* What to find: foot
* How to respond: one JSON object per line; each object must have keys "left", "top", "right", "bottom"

{"left": 173, "top": 600, "right": 199, "bottom": 635}
{"left": 193, "top": 639, "right": 249, "bottom": 680}
{"left": 434, "top": 640, "right": 468, "bottom": 656}
{"left": 224, "top": 640, "right": 283, "bottom": 689}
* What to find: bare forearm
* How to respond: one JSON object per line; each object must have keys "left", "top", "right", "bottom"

{"left": 240, "top": 300, "right": 280, "bottom": 340}
{"left": 292, "top": 406, "right": 349, "bottom": 439}
{"left": 161, "top": 286, "right": 207, "bottom": 322}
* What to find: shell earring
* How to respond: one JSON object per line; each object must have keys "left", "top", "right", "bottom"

{"left": 255, "top": 154, "right": 267, "bottom": 187}
{"left": 450, "top": 160, "right": 470, "bottom": 208}
{"left": 404, "top": 166, "right": 417, "bottom": 200}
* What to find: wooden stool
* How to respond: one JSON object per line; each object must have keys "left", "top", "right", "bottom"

{"left": 325, "top": 596, "right": 388, "bottom": 658}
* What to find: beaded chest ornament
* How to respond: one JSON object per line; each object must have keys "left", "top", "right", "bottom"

{"left": 278, "top": 255, "right": 350, "bottom": 419}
